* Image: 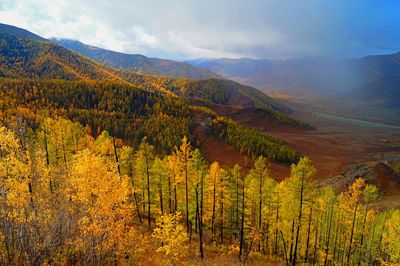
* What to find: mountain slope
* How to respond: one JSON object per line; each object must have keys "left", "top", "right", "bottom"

{"left": 52, "top": 38, "right": 219, "bottom": 79}
{"left": 0, "top": 23, "right": 46, "bottom": 41}
{"left": 0, "top": 32, "right": 124, "bottom": 80}
{"left": 0, "top": 23, "right": 288, "bottom": 115}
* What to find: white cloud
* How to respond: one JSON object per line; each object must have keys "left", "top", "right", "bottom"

{"left": 0, "top": 0, "right": 399, "bottom": 59}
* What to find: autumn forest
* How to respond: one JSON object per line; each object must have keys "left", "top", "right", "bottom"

{"left": 0, "top": 11, "right": 400, "bottom": 266}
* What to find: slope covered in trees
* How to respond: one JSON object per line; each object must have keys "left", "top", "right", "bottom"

{"left": 0, "top": 23, "right": 288, "bottom": 115}
{"left": 52, "top": 38, "right": 220, "bottom": 79}
{"left": 0, "top": 78, "right": 299, "bottom": 163}
{"left": 0, "top": 115, "right": 399, "bottom": 265}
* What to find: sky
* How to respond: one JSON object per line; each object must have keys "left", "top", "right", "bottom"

{"left": 0, "top": 0, "right": 400, "bottom": 60}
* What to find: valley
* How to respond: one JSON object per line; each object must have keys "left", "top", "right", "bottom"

{"left": 199, "top": 105, "right": 400, "bottom": 181}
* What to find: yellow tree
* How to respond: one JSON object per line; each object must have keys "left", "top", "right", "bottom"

{"left": 152, "top": 212, "right": 188, "bottom": 262}
{"left": 279, "top": 157, "right": 316, "bottom": 264}
{"left": 135, "top": 137, "right": 155, "bottom": 227}
{"left": 67, "top": 149, "right": 133, "bottom": 263}
{"left": 206, "top": 161, "right": 222, "bottom": 239}
{"left": 338, "top": 178, "right": 367, "bottom": 265}
{"left": 173, "top": 136, "right": 193, "bottom": 234}
{"left": 119, "top": 145, "right": 142, "bottom": 223}
{"left": 0, "top": 126, "right": 30, "bottom": 264}
{"left": 382, "top": 210, "right": 400, "bottom": 263}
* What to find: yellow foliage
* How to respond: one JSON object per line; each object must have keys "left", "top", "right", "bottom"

{"left": 152, "top": 212, "right": 188, "bottom": 260}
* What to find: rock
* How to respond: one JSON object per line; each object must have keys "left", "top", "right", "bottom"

{"left": 320, "top": 161, "right": 400, "bottom": 192}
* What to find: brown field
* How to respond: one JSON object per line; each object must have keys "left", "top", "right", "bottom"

{"left": 197, "top": 108, "right": 400, "bottom": 185}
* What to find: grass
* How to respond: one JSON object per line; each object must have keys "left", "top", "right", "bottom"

{"left": 313, "top": 112, "right": 400, "bottom": 129}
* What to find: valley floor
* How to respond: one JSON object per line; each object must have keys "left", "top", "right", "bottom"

{"left": 267, "top": 111, "right": 400, "bottom": 180}
{"left": 198, "top": 108, "right": 400, "bottom": 209}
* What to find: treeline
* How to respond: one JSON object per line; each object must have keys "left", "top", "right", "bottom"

{"left": 1, "top": 115, "right": 399, "bottom": 265}
{"left": 0, "top": 78, "right": 191, "bottom": 154}
{"left": 0, "top": 78, "right": 299, "bottom": 163}
{"left": 209, "top": 116, "right": 300, "bottom": 163}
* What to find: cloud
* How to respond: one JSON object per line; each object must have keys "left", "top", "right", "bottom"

{"left": 0, "top": 0, "right": 399, "bottom": 59}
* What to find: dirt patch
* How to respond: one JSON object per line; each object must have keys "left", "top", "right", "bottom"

{"left": 262, "top": 112, "right": 400, "bottom": 179}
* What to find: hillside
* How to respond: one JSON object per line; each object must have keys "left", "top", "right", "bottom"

{"left": 52, "top": 38, "right": 219, "bottom": 79}
{"left": 0, "top": 23, "right": 289, "bottom": 116}
{"left": 0, "top": 23, "right": 46, "bottom": 41}
{"left": 0, "top": 23, "right": 303, "bottom": 164}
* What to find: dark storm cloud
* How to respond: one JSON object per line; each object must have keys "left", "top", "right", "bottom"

{"left": 0, "top": 0, "right": 399, "bottom": 59}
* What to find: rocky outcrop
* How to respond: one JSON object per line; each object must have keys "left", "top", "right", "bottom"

{"left": 320, "top": 161, "right": 400, "bottom": 192}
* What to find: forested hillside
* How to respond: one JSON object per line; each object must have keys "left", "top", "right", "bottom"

{"left": 0, "top": 115, "right": 399, "bottom": 265}
{"left": 52, "top": 38, "right": 220, "bottom": 79}
{"left": 0, "top": 78, "right": 299, "bottom": 163}
{"left": 0, "top": 23, "right": 287, "bottom": 115}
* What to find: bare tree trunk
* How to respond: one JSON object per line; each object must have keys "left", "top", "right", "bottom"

{"left": 220, "top": 190, "right": 224, "bottom": 243}
{"left": 168, "top": 174, "right": 172, "bottom": 213}
{"left": 274, "top": 194, "right": 280, "bottom": 255}
{"left": 158, "top": 174, "right": 164, "bottom": 215}
{"left": 145, "top": 149, "right": 151, "bottom": 227}
{"left": 332, "top": 211, "right": 342, "bottom": 261}
{"left": 346, "top": 204, "right": 358, "bottom": 266}
{"left": 289, "top": 219, "right": 295, "bottom": 263}
{"left": 357, "top": 205, "right": 368, "bottom": 266}
{"left": 305, "top": 207, "right": 312, "bottom": 263}
{"left": 367, "top": 221, "right": 376, "bottom": 265}
{"left": 280, "top": 231, "right": 290, "bottom": 266}
{"left": 258, "top": 171, "right": 263, "bottom": 252}
{"left": 293, "top": 171, "right": 305, "bottom": 265}
{"left": 185, "top": 162, "right": 189, "bottom": 234}
{"left": 324, "top": 201, "right": 334, "bottom": 266}
{"left": 43, "top": 126, "right": 52, "bottom": 192}
{"left": 211, "top": 172, "right": 216, "bottom": 239}
{"left": 199, "top": 172, "right": 204, "bottom": 259}
{"left": 239, "top": 175, "right": 245, "bottom": 261}
{"left": 174, "top": 174, "right": 177, "bottom": 214}
{"left": 313, "top": 214, "right": 319, "bottom": 264}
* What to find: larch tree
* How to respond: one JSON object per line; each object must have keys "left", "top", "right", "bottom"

{"left": 67, "top": 149, "right": 133, "bottom": 263}
{"left": 174, "top": 136, "right": 193, "bottom": 235}
{"left": 135, "top": 137, "right": 155, "bottom": 227}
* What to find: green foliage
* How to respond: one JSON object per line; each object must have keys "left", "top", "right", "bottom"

{"left": 209, "top": 116, "right": 300, "bottom": 163}
{"left": 0, "top": 78, "right": 191, "bottom": 153}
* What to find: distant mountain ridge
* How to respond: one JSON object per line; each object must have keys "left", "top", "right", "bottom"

{"left": 188, "top": 57, "right": 381, "bottom": 95}
{"left": 0, "top": 23, "right": 46, "bottom": 42}
{"left": 52, "top": 38, "right": 220, "bottom": 79}
{"left": 189, "top": 53, "right": 400, "bottom": 122}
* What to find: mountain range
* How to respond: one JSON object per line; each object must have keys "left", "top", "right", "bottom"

{"left": 52, "top": 38, "right": 219, "bottom": 80}
{"left": 1, "top": 22, "right": 398, "bottom": 123}
{"left": 189, "top": 55, "right": 400, "bottom": 122}
{"left": 0, "top": 23, "right": 287, "bottom": 113}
